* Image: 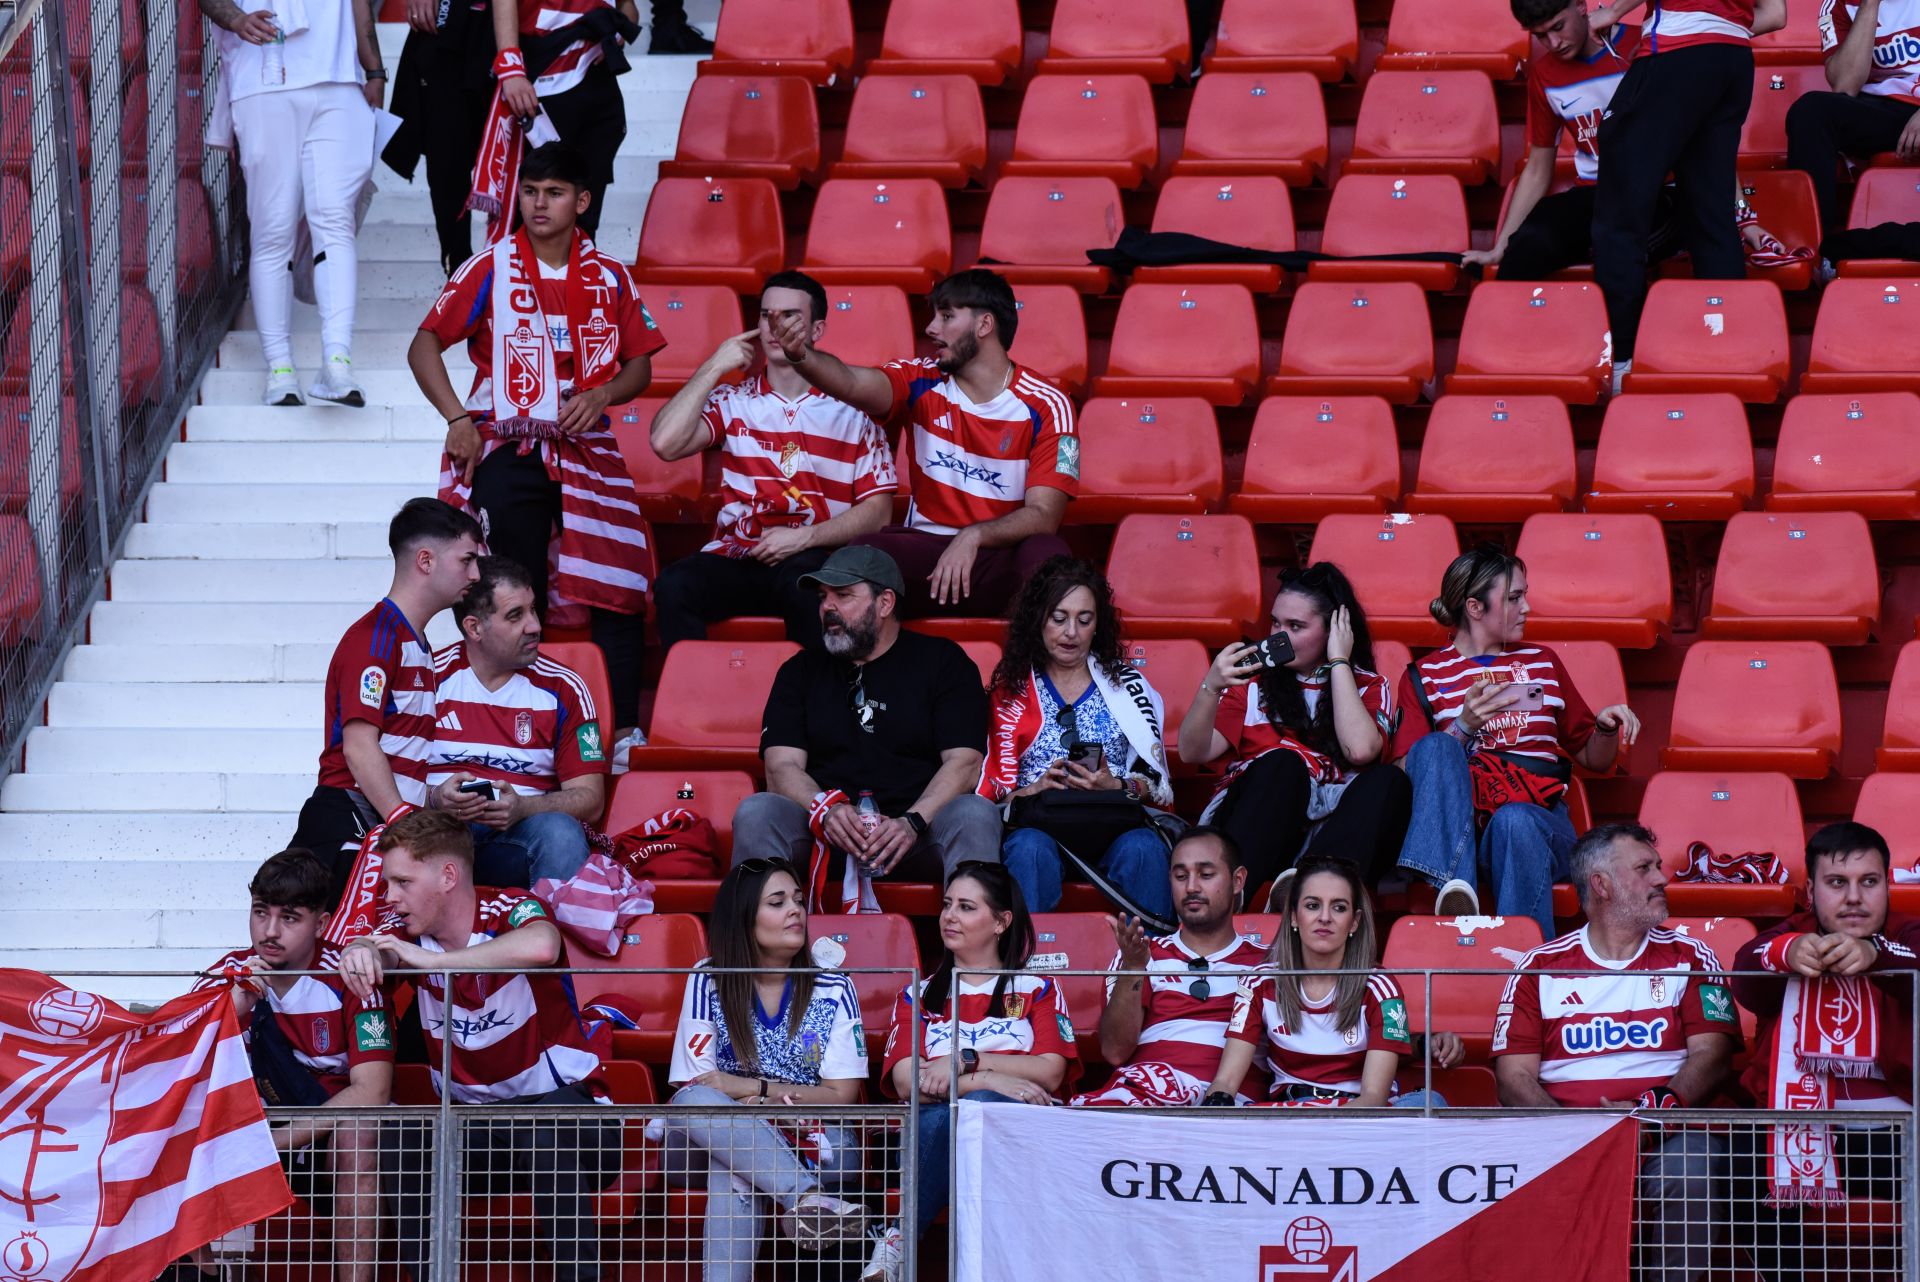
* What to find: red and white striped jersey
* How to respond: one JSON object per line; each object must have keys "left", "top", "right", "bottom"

{"left": 698, "top": 374, "right": 897, "bottom": 557}
{"left": 317, "top": 598, "right": 437, "bottom": 806}
{"left": 521, "top": 0, "right": 618, "bottom": 96}
{"left": 1227, "top": 972, "right": 1411, "bottom": 1098}
{"left": 1493, "top": 926, "right": 1742, "bottom": 1107}
{"left": 1390, "top": 644, "right": 1597, "bottom": 769}
{"left": 879, "top": 359, "right": 1079, "bottom": 535}
{"left": 1642, "top": 0, "right": 1755, "bottom": 51}
{"left": 1526, "top": 27, "right": 1642, "bottom": 183}
{"left": 1211, "top": 667, "right": 1394, "bottom": 796}
{"left": 881, "top": 971, "right": 1081, "bottom": 1098}
{"left": 1821, "top": 0, "right": 1920, "bottom": 101}
{"left": 426, "top": 643, "right": 607, "bottom": 794}
{"left": 410, "top": 888, "right": 603, "bottom": 1103}
{"left": 195, "top": 944, "right": 395, "bottom": 1097}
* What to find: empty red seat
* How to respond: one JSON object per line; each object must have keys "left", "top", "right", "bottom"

{"left": 1731, "top": 169, "right": 1821, "bottom": 291}
{"left": 1172, "top": 72, "right": 1329, "bottom": 186}
{"left": 814, "top": 285, "right": 916, "bottom": 368}
{"left": 632, "top": 177, "right": 784, "bottom": 293}
{"left": 811, "top": 914, "right": 921, "bottom": 1055}
{"left": 0, "top": 392, "right": 80, "bottom": 514}
{"left": 1406, "top": 395, "right": 1575, "bottom": 520}
{"left": 1637, "top": 771, "right": 1805, "bottom": 915}
{"left": 1768, "top": 391, "right": 1920, "bottom": 518}
{"left": 1446, "top": 281, "right": 1611, "bottom": 402}
{"left": 1754, "top": 0, "right": 1827, "bottom": 63}
{"left": 1623, "top": 280, "right": 1790, "bottom": 402}
{"left": 1092, "top": 283, "right": 1260, "bottom": 405}
{"left": 959, "top": 639, "right": 1003, "bottom": 689}
{"left": 640, "top": 285, "right": 745, "bottom": 395}
{"left": 1267, "top": 281, "right": 1434, "bottom": 403}
{"left": 607, "top": 770, "right": 758, "bottom": 856}
{"left": 1382, "top": 915, "right": 1544, "bottom": 1055}
{"left": 1703, "top": 510, "right": 1879, "bottom": 643}
{"left": 1230, "top": 396, "right": 1401, "bottom": 521}
{"left": 1002, "top": 75, "right": 1159, "bottom": 186}
{"left": 569, "top": 914, "right": 708, "bottom": 1062}
{"left": 869, "top": 0, "right": 1021, "bottom": 83}
{"left": 1038, "top": 0, "right": 1190, "bottom": 81}
{"left": 1009, "top": 284, "right": 1091, "bottom": 395}
{"left": 119, "top": 282, "right": 163, "bottom": 407}
{"left": 1550, "top": 640, "right": 1629, "bottom": 738}
{"left": 1070, "top": 397, "right": 1225, "bottom": 522}
{"left": 1136, "top": 176, "right": 1297, "bottom": 290}
{"left": 1030, "top": 914, "right": 1127, "bottom": 1039}
{"left": 801, "top": 179, "right": 952, "bottom": 291}
{"left": 977, "top": 177, "right": 1125, "bottom": 293}
{"left": 630, "top": 641, "right": 798, "bottom": 772}
{"left": 1877, "top": 643, "right": 1920, "bottom": 771}
{"left": 0, "top": 173, "right": 24, "bottom": 282}
{"left": 1306, "top": 514, "right": 1461, "bottom": 644}
{"left": 1122, "top": 638, "right": 1212, "bottom": 756}
{"left": 1739, "top": 66, "right": 1827, "bottom": 168}
{"left": 1587, "top": 393, "right": 1754, "bottom": 520}
{"left": 1840, "top": 168, "right": 1920, "bottom": 276}
{"left": 1348, "top": 71, "right": 1500, "bottom": 183}
{"left": 702, "top": 0, "right": 854, "bottom": 84}
{"left": 1207, "top": 0, "right": 1357, "bottom": 80}
{"left": 1378, "top": 0, "right": 1527, "bottom": 74}
{"left": 1855, "top": 773, "right": 1920, "bottom": 861}
{"left": 607, "top": 397, "right": 707, "bottom": 522}
{"left": 832, "top": 75, "right": 986, "bottom": 187}
{"left": 1105, "top": 514, "right": 1262, "bottom": 644}
{"left": 660, "top": 75, "right": 819, "bottom": 188}
{"left": 1514, "top": 513, "right": 1672, "bottom": 648}
{"left": 1664, "top": 641, "right": 1842, "bottom": 778}
{"left": 1312, "top": 175, "right": 1468, "bottom": 290}
{"left": 537, "top": 642, "right": 613, "bottom": 761}
{"left": 1802, "top": 278, "right": 1920, "bottom": 394}
{"left": 1667, "top": 914, "right": 1762, "bottom": 1038}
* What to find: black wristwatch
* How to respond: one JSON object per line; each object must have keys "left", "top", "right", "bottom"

{"left": 960, "top": 1048, "right": 980, "bottom": 1076}
{"left": 903, "top": 810, "right": 929, "bottom": 838}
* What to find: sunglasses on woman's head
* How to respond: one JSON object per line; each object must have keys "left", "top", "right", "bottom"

{"left": 735, "top": 857, "right": 791, "bottom": 876}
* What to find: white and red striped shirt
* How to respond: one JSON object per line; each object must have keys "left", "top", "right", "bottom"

{"left": 698, "top": 374, "right": 897, "bottom": 557}
{"left": 427, "top": 644, "right": 606, "bottom": 794}
{"left": 410, "top": 888, "right": 603, "bottom": 1103}
{"left": 317, "top": 598, "right": 437, "bottom": 806}
{"left": 1073, "top": 932, "right": 1271, "bottom": 1107}
{"left": 1821, "top": 0, "right": 1920, "bottom": 101}
{"left": 521, "top": 0, "right": 617, "bottom": 97}
{"left": 1227, "top": 972, "right": 1411, "bottom": 1098}
{"left": 1642, "top": 0, "right": 1755, "bottom": 52}
{"left": 1211, "top": 666, "right": 1394, "bottom": 797}
{"left": 881, "top": 971, "right": 1081, "bottom": 1098}
{"left": 1527, "top": 27, "right": 1642, "bottom": 183}
{"left": 880, "top": 358, "right": 1079, "bottom": 535}
{"left": 196, "top": 944, "right": 395, "bottom": 1097}
{"left": 1493, "top": 926, "right": 1741, "bottom": 1107}
{"left": 1390, "top": 644, "right": 1596, "bottom": 769}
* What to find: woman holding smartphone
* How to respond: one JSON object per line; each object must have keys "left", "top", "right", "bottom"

{"left": 1392, "top": 544, "right": 1641, "bottom": 937}
{"left": 1177, "top": 563, "right": 1410, "bottom": 898}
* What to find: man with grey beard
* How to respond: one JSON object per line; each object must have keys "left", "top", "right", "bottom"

{"left": 730, "top": 546, "right": 1000, "bottom": 890}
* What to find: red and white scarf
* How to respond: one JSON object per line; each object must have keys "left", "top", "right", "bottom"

{"left": 1760, "top": 951, "right": 1884, "bottom": 1203}
{"left": 485, "top": 227, "right": 624, "bottom": 432}
{"left": 976, "top": 663, "right": 1172, "bottom": 807}
{"left": 323, "top": 802, "right": 418, "bottom": 946}
{"left": 805, "top": 789, "right": 881, "bottom": 915}
{"left": 1674, "top": 841, "right": 1790, "bottom": 885}
{"left": 468, "top": 50, "right": 529, "bottom": 245}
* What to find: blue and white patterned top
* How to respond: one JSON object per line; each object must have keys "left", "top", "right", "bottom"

{"left": 669, "top": 965, "right": 869, "bottom": 1086}
{"left": 1016, "top": 672, "right": 1129, "bottom": 787}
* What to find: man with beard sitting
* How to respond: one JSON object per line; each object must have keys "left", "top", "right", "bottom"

{"left": 730, "top": 545, "right": 1000, "bottom": 902}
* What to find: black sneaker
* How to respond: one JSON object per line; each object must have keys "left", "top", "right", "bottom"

{"left": 650, "top": 21, "right": 714, "bottom": 53}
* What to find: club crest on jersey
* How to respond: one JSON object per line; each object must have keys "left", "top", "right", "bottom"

{"left": 1001, "top": 992, "right": 1028, "bottom": 1021}
{"left": 506, "top": 321, "right": 547, "bottom": 410}
{"left": 359, "top": 666, "right": 387, "bottom": 708}
{"left": 1648, "top": 975, "right": 1667, "bottom": 1005}
{"left": 579, "top": 312, "right": 618, "bottom": 375}
{"left": 311, "top": 1016, "right": 331, "bottom": 1054}
{"left": 514, "top": 710, "right": 534, "bottom": 746}
{"left": 778, "top": 441, "right": 802, "bottom": 478}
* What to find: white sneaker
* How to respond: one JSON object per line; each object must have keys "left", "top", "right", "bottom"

{"left": 861, "top": 1226, "right": 904, "bottom": 1282}
{"left": 778, "top": 1192, "right": 866, "bottom": 1250}
{"left": 609, "top": 726, "right": 646, "bottom": 775}
{"left": 1435, "top": 878, "right": 1480, "bottom": 918}
{"left": 308, "top": 353, "right": 365, "bottom": 407}
{"left": 1263, "top": 867, "right": 1297, "bottom": 913}
{"left": 263, "top": 366, "right": 304, "bottom": 406}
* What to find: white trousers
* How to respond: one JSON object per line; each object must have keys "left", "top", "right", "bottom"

{"left": 231, "top": 82, "right": 374, "bottom": 368}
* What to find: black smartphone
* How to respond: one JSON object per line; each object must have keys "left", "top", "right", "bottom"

{"left": 1252, "top": 632, "right": 1295, "bottom": 668}
{"left": 458, "top": 780, "right": 497, "bottom": 801}
{"left": 1068, "top": 741, "right": 1104, "bottom": 771}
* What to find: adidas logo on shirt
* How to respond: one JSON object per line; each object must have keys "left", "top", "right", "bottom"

{"left": 437, "top": 709, "right": 463, "bottom": 732}
{"left": 1560, "top": 990, "right": 1584, "bottom": 1007}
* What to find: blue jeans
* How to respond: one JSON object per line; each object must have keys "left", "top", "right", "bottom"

{"left": 469, "top": 811, "right": 591, "bottom": 889}
{"left": 1001, "top": 825, "right": 1174, "bottom": 917}
{"left": 914, "top": 1093, "right": 1018, "bottom": 1238}
{"left": 1392, "top": 1089, "right": 1449, "bottom": 1109}
{"left": 1396, "top": 732, "right": 1576, "bottom": 939}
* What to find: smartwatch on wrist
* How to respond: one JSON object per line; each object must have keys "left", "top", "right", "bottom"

{"left": 903, "top": 810, "right": 929, "bottom": 838}
{"left": 960, "top": 1048, "right": 980, "bottom": 1077}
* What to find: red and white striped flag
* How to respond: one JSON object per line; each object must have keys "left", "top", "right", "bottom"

{"left": 0, "top": 970, "right": 293, "bottom": 1281}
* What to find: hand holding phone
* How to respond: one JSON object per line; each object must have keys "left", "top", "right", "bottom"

{"left": 1252, "top": 632, "right": 1295, "bottom": 669}
{"left": 458, "top": 779, "right": 497, "bottom": 801}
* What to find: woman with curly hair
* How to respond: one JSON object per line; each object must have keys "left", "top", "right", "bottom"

{"left": 978, "top": 557, "right": 1175, "bottom": 917}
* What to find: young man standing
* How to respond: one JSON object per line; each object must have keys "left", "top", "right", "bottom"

{"left": 410, "top": 142, "right": 661, "bottom": 746}
{"left": 767, "top": 268, "right": 1077, "bottom": 619}
{"left": 649, "top": 270, "right": 898, "bottom": 650}
{"left": 293, "top": 497, "right": 482, "bottom": 899}
{"left": 196, "top": 848, "right": 394, "bottom": 1282}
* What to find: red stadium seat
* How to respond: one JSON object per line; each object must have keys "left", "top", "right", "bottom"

{"left": 0, "top": 173, "right": 25, "bottom": 282}
{"left": 1306, "top": 514, "right": 1461, "bottom": 644}
{"left": 1312, "top": 175, "right": 1469, "bottom": 290}
{"left": 1623, "top": 280, "right": 1790, "bottom": 402}
{"left": 959, "top": 639, "right": 1002, "bottom": 689}
{"left": 1229, "top": 396, "right": 1401, "bottom": 521}
{"left": 1207, "top": 0, "right": 1357, "bottom": 80}
{"left": 813, "top": 285, "right": 917, "bottom": 369}
{"left": 1446, "top": 281, "right": 1611, "bottom": 403}
{"left": 1092, "top": 283, "right": 1261, "bottom": 405}
{"left": 538, "top": 641, "right": 614, "bottom": 763}
{"left": 811, "top": 914, "right": 921, "bottom": 1056}
{"left": 1136, "top": 176, "right": 1297, "bottom": 290}
{"left": 801, "top": 179, "right": 952, "bottom": 292}
{"left": 1378, "top": 0, "right": 1528, "bottom": 76}
{"left": 1768, "top": 391, "right": 1920, "bottom": 518}
{"left": 1550, "top": 640, "right": 1628, "bottom": 734}
{"left": 1106, "top": 514, "right": 1263, "bottom": 645}
{"left": 1878, "top": 643, "right": 1920, "bottom": 771}
{"left": 1070, "top": 397, "right": 1224, "bottom": 522}
{"left": 1348, "top": 71, "right": 1500, "bottom": 184}
{"left": 1637, "top": 771, "right": 1805, "bottom": 915}
{"left": 1406, "top": 395, "right": 1576, "bottom": 520}
{"left": 1002, "top": 74, "right": 1159, "bottom": 187}
{"left": 1267, "top": 281, "right": 1434, "bottom": 404}
{"left": 832, "top": 75, "right": 986, "bottom": 187}
{"left": 1037, "top": 0, "right": 1191, "bottom": 81}
{"left": 0, "top": 514, "right": 40, "bottom": 645}
{"left": 0, "top": 392, "right": 80, "bottom": 514}
{"left": 702, "top": 0, "right": 854, "bottom": 85}
{"left": 605, "top": 770, "right": 757, "bottom": 854}
{"left": 569, "top": 913, "right": 709, "bottom": 1063}
{"left": 632, "top": 177, "right": 784, "bottom": 294}
{"left": 977, "top": 177, "right": 1125, "bottom": 293}
{"left": 119, "top": 282, "right": 163, "bottom": 408}
{"left": 1802, "top": 278, "right": 1920, "bottom": 395}
{"left": 869, "top": 0, "right": 1020, "bottom": 82}
{"left": 1855, "top": 774, "right": 1920, "bottom": 861}
{"left": 660, "top": 75, "right": 820, "bottom": 189}
{"left": 1232, "top": 914, "right": 1285, "bottom": 951}
{"left": 1009, "top": 284, "right": 1090, "bottom": 395}
{"left": 1382, "top": 915, "right": 1544, "bottom": 1055}
{"left": 1664, "top": 641, "right": 1841, "bottom": 778}
{"left": 1172, "top": 72, "right": 1329, "bottom": 186}
{"left": 1702, "top": 510, "right": 1879, "bottom": 643}
{"left": 630, "top": 641, "right": 798, "bottom": 771}
{"left": 1739, "top": 66, "right": 1828, "bottom": 168}
{"left": 1514, "top": 513, "right": 1673, "bottom": 648}
{"left": 1666, "top": 916, "right": 1760, "bottom": 1038}
{"left": 1586, "top": 393, "right": 1754, "bottom": 520}
{"left": 606, "top": 398, "right": 706, "bottom": 522}
{"left": 1030, "top": 913, "right": 1125, "bottom": 1041}
{"left": 1754, "top": 0, "right": 1827, "bottom": 63}
{"left": 1123, "top": 638, "right": 1212, "bottom": 757}
{"left": 1839, "top": 169, "right": 1920, "bottom": 277}
{"left": 639, "top": 286, "right": 745, "bottom": 395}
{"left": 1730, "top": 169, "right": 1821, "bottom": 291}
{"left": 1374, "top": 640, "right": 1415, "bottom": 693}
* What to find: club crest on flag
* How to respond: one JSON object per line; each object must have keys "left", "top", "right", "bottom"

{"left": 506, "top": 322, "right": 547, "bottom": 411}
{"left": 1258, "top": 1217, "right": 1358, "bottom": 1281}
{"left": 27, "top": 990, "right": 103, "bottom": 1040}
{"left": 579, "top": 313, "right": 617, "bottom": 376}
{"left": 514, "top": 710, "right": 534, "bottom": 746}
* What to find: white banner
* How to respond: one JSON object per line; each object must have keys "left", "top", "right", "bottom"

{"left": 953, "top": 1103, "right": 1638, "bottom": 1282}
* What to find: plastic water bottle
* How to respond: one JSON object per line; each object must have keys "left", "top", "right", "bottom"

{"left": 261, "top": 26, "right": 286, "bottom": 86}
{"left": 856, "top": 790, "right": 882, "bottom": 837}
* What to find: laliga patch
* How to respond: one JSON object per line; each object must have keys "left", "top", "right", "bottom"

{"left": 1698, "top": 983, "right": 1736, "bottom": 1024}
{"left": 1055, "top": 435, "right": 1081, "bottom": 480}
{"left": 506, "top": 898, "right": 548, "bottom": 928}
{"left": 354, "top": 1010, "right": 393, "bottom": 1052}
{"left": 359, "top": 665, "right": 387, "bottom": 708}
{"left": 577, "top": 723, "right": 605, "bottom": 763}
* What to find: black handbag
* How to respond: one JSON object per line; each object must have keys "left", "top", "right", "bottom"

{"left": 1006, "top": 791, "right": 1183, "bottom": 933}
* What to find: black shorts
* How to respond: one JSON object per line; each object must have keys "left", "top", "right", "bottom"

{"left": 289, "top": 785, "right": 382, "bottom": 905}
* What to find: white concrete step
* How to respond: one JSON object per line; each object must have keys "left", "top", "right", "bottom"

{"left": 146, "top": 482, "right": 429, "bottom": 524}
{"left": 47, "top": 682, "right": 321, "bottom": 729}
{"left": 184, "top": 403, "right": 445, "bottom": 442}
{"left": 221, "top": 330, "right": 441, "bottom": 370}
{"left": 232, "top": 295, "right": 466, "bottom": 333}
{"left": 165, "top": 442, "right": 440, "bottom": 487}
{"left": 23, "top": 726, "right": 320, "bottom": 774}
{"left": 0, "top": 813, "right": 300, "bottom": 862}
{"left": 111, "top": 557, "right": 392, "bottom": 602}
{"left": 365, "top": 185, "right": 654, "bottom": 232}
{"left": 87, "top": 599, "right": 461, "bottom": 646}
{"left": 0, "top": 945, "right": 249, "bottom": 1003}
{"left": 1, "top": 771, "right": 312, "bottom": 813}
{"left": 124, "top": 521, "right": 392, "bottom": 561}
{"left": 199, "top": 368, "right": 441, "bottom": 407}
{"left": 62, "top": 642, "right": 334, "bottom": 683}
{"left": 0, "top": 909, "right": 242, "bottom": 953}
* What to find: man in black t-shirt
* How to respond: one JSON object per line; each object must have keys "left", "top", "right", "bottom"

{"left": 732, "top": 545, "right": 999, "bottom": 884}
